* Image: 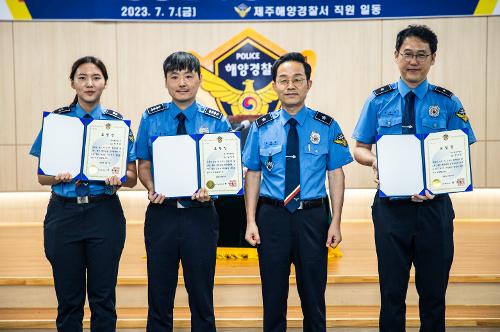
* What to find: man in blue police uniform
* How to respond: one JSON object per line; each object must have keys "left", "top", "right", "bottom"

{"left": 243, "top": 52, "right": 353, "bottom": 332}
{"left": 136, "top": 52, "right": 231, "bottom": 332}
{"left": 352, "top": 25, "right": 476, "bottom": 332}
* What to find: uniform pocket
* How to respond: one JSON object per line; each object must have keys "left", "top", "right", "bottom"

{"left": 422, "top": 117, "right": 447, "bottom": 132}
{"left": 259, "top": 145, "right": 283, "bottom": 172}
{"left": 377, "top": 116, "right": 402, "bottom": 135}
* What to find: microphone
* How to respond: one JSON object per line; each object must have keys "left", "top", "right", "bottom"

{"left": 232, "top": 120, "right": 251, "bottom": 132}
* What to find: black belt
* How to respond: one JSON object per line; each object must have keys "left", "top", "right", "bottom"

{"left": 51, "top": 192, "right": 116, "bottom": 204}
{"left": 259, "top": 196, "right": 326, "bottom": 210}
{"left": 161, "top": 198, "right": 214, "bottom": 208}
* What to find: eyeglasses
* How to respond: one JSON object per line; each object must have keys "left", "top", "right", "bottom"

{"left": 399, "top": 52, "right": 433, "bottom": 63}
{"left": 276, "top": 77, "right": 307, "bottom": 88}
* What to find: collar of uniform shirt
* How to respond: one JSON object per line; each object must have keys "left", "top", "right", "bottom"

{"left": 75, "top": 102, "right": 102, "bottom": 119}
{"left": 279, "top": 106, "right": 308, "bottom": 127}
{"left": 169, "top": 101, "right": 198, "bottom": 121}
{"left": 397, "top": 78, "right": 428, "bottom": 100}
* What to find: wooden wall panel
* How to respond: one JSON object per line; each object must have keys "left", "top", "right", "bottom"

{"left": 487, "top": 17, "right": 500, "bottom": 140}
{"left": 486, "top": 142, "right": 500, "bottom": 187}
{"left": 0, "top": 146, "right": 17, "bottom": 191}
{"left": 13, "top": 22, "right": 118, "bottom": 145}
{"left": 0, "top": 22, "right": 16, "bottom": 145}
{"left": 16, "top": 145, "right": 47, "bottom": 192}
{"left": 471, "top": 141, "right": 486, "bottom": 188}
{"left": 381, "top": 18, "right": 487, "bottom": 141}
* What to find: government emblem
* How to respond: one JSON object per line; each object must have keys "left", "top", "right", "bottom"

{"left": 428, "top": 105, "right": 440, "bottom": 117}
{"left": 310, "top": 131, "right": 320, "bottom": 144}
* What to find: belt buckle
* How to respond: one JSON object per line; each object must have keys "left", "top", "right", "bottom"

{"left": 77, "top": 196, "right": 89, "bottom": 204}
{"left": 297, "top": 201, "right": 304, "bottom": 210}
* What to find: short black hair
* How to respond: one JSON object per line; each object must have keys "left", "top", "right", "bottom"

{"left": 396, "top": 25, "right": 438, "bottom": 54}
{"left": 163, "top": 51, "right": 201, "bottom": 78}
{"left": 271, "top": 52, "right": 311, "bottom": 82}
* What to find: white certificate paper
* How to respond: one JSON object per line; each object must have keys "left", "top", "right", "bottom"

{"left": 39, "top": 113, "right": 84, "bottom": 178}
{"left": 152, "top": 133, "right": 243, "bottom": 198}
{"left": 82, "top": 120, "right": 129, "bottom": 181}
{"left": 423, "top": 130, "right": 471, "bottom": 194}
{"left": 153, "top": 135, "right": 199, "bottom": 198}
{"left": 376, "top": 130, "right": 472, "bottom": 197}
{"left": 199, "top": 133, "right": 243, "bottom": 195}
{"left": 376, "top": 134, "right": 424, "bottom": 197}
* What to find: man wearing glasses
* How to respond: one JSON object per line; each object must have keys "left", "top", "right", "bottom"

{"left": 352, "top": 25, "right": 476, "bottom": 331}
{"left": 243, "top": 52, "right": 352, "bottom": 332}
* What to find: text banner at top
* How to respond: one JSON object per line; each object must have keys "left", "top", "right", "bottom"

{"left": 1, "top": 0, "right": 499, "bottom": 21}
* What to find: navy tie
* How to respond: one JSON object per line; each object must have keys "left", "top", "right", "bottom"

{"left": 176, "top": 112, "right": 187, "bottom": 135}
{"left": 76, "top": 114, "right": 92, "bottom": 196}
{"left": 284, "top": 118, "right": 300, "bottom": 213}
{"left": 402, "top": 91, "right": 416, "bottom": 134}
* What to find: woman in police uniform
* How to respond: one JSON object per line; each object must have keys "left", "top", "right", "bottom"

{"left": 30, "top": 56, "right": 137, "bottom": 332}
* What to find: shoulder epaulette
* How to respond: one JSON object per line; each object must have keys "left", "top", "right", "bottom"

{"left": 146, "top": 104, "right": 166, "bottom": 115}
{"left": 373, "top": 84, "right": 395, "bottom": 97}
{"left": 103, "top": 109, "right": 123, "bottom": 120}
{"left": 313, "top": 111, "right": 333, "bottom": 126}
{"left": 255, "top": 113, "right": 275, "bottom": 128}
{"left": 52, "top": 106, "right": 71, "bottom": 114}
{"left": 201, "top": 107, "right": 223, "bottom": 120}
{"left": 433, "top": 86, "right": 453, "bottom": 98}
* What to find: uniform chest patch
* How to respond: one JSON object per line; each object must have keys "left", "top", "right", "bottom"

{"left": 129, "top": 130, "right": 135, "bottom": 142}
{"left": 310, "top": 131, "right": 320, "bottom": 144}
{"left": 428, "top": 105, "right": 440, "bottom": 117}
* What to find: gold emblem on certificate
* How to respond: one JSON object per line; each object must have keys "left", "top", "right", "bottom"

{"left": 82, "top": 120, "right": 129, "bottom": 181}
{"left": 206, "top": 180, "right": 215, "bottom": 189}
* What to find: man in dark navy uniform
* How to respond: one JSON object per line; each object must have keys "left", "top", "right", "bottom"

{"left": 136, "top": 52, "right": 231, "bottom": 332}
{"left": 243, "top": 52, "right": 353, "bottom": 332}
{"left": 352, "top": 25, "right": 476, "bottom": 332}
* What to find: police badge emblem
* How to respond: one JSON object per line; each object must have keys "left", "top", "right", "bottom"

{"left": 428, "top": 106, "right": 440, "bottom": 117}
{"left": 105, "top": 122, "right": 111, "bottom": 130}
{"left": 266, "top": 154, "right": 274, "bottom": 171}
{"left": 310, "top": 131, "right": 320, "bottom": 144}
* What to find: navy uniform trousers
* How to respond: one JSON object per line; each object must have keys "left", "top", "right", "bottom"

{"left": 145, "top": 202, "right": 219, "bottom": 332}
{"left": 44, "top": 194, "right": 126, "bottom": 332}
{"left": 257, "top": 200, "right": 329, "bottom": 332}
{"left": 372, "top": 193, "right": 455, "bottom": 332}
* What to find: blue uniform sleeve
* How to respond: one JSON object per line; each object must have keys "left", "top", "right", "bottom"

{"left": 352, "top": 95, "right": 378, "bottom": 144}
{"left": 328, "top": 121, "right": 353, "bottom": 171}
{"left": 127, "top": 129, "right": 137, "bottom": 163}
{"left": 30, "top": 128, "right": 43, "bottom": 158}
{"left": 136, "top": 113, "right": 151, "bottom": 161}
{"left": 447, "top": 96, "right": 476, "bottom": 145}
{"left": 242, "top": 122, "right": 261, "bottom": 171}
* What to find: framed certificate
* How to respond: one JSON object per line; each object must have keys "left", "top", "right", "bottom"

{"left": 376, "top": 129, "right": 472, "bottom": 197}
{"left": 152, "top": 132, "right": 243, "bottom": 198}
{"left": 38, "top": 112, "right": 131, "bottom": 182}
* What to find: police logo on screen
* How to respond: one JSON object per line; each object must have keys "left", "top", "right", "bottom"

{"left": 195, "top": 28, "right": 316, "bottom": 121}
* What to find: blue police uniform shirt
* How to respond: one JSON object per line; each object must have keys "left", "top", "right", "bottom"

{"left": 135, "top": 101, "right": 231, "bottom": 175}
{"left": 352, "top": 79, "right": 476, "bottom": 145}
{"left": 242, "top": 107, "right": 353, "bottom": 200}
{"left": 30, "top": 103, "right": 137, "bottom": 197}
